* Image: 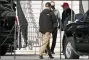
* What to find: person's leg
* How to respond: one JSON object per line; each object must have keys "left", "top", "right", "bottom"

{"left": 39, "top": 32, "right": 51, "bottom": 56}
{"left": 47, "top": 39, "right": 54, "bottom": 59}
{"left": 62, "top": 33, "right": 65, "bottom": 53}
{"left": 47, "top": 40, "right": 51, "bottom": 54}
{"left": 44, "top": 38, "right": 50, "bottom": 54}
{"left": 45, "top": 40, "right": 50, "bottom": 54}
{"left": 51, "top": 27, "right": 57, "bottom": 53}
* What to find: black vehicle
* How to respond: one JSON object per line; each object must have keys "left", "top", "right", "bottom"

{"left": 0, "top": 0, "right": 17, "bottom": 55}
{"left": 62, "top": 12, "right": 89, "bottom": 59}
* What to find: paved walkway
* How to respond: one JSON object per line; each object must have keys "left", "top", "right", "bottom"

{"left": 1, "top": 53, "right": 89, "bottom": 60}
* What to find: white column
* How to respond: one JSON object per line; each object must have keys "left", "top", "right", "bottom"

{"left": 82, "top": 1, "right": 88, "bottom": 13}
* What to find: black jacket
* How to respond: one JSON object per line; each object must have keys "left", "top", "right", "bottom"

{"left": 39, "top": 9, "right": 57, "bottom": 34}
{"left": 61, "top": 8, "right": 75, "bottom": 29}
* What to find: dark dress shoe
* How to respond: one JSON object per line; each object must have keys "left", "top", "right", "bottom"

{"left": 48, "top": 54, "right": 54, "bottom": 59}
{"left": 39, "top": 55, "right": 43, "bottom": 59}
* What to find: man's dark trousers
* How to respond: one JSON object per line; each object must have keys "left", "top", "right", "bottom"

{"left": 51, "top": 27, "right": 58, "bottom": 52}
